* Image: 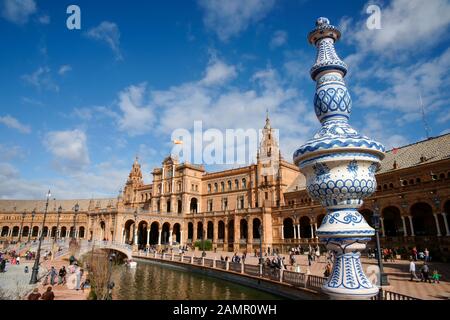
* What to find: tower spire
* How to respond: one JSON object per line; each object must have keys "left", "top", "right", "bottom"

{"left": 264, "top": 109, "right": 271, "bottom": 129}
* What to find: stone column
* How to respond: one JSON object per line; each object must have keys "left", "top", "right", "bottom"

{"left": 401, "top": 216, "right": 407, "bottom": 236}
{"left": 234, "top": 218, "right": 239, "bottom": 251}
{"left": 408, "top": 216, "right": 415, "bottom": 236}
{"left": 169, "top": 229, "right": 173, "bottom": 244}
{"left": 441, "top": 212, "right": 450, "bottom": 236}
{"left": 314, "top": 223, "right": 318, "bottom": 239}
{"left": 134, "top": 228, "right": 138, "bottom": 245}
{"left": 293, "top": 225, "right": 297, "bottom": 239}
{"left": 433, "top": 214, "right": 442, "bottom": 236}
{"left": 281, "top": 225, "right": 284, "bottom": 240}
{"left": 158, "top": 229, "right": 162, "bottom": 245}
{"left": 310, "top": 224, "right": 314, "bottom": 239}
{"left": 380, "top": 217, "right": 385, "bottom": 237}
{"left": 146, "top": 228, "right": 150, "bottom": 247}
{"left": 297, "top": 224, "right": 301, "bottom": 239}
{"left": 121, "top": 227, "right": 124, "bottom": 244}
{"left": 180, "top": 230, "right": 184, "bottom": 246}
{"left": 213, "top": 221, "right": 218, "bottom": 246}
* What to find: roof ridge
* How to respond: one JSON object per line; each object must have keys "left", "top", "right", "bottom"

{"left": 386, "top": 132, "right": 450, "bottom": 153}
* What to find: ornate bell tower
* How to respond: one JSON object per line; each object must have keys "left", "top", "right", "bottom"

{"left": 123, "top": 157, "right": 143, "bottom": 205}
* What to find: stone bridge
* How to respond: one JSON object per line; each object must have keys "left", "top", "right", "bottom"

{"left": 78, "top": 240, "right": 133, "bottom": 260}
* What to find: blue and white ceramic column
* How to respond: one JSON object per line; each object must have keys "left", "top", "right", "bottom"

{"left": 293, "top": 18, "right": 385, "bottom": 300}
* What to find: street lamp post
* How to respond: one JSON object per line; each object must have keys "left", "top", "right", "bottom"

{"left": 372, "top": 201, "right": 389, "bottom": 291}
{"left": 258, "top": 224, "right": 263, "bottom": 265}
{"left": 72, "top": 203, "right": 79, "bottom": 241}
{"left": 133, "top": 209, "right": 138, "bottom": 247}
{"left": 202, "top": 216, "right": 206, "bottom": 256}
{"left": 29, "top": 190, "right": 51, "bottom": 284}
{"left": 19, "top": 212, "right": 26, "bottom": 243}
{"left": 56, "top": 206, "right": 62, "bottom": 243}
{"left": 28, "top": 210, "right": 36, "bottom": 243}
{"left": 106, "top": 251, "right": 116, "bottom": 300}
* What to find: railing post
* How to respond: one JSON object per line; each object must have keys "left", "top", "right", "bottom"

{"left": 154, "top": 251, "right": 157, "bottom": 258}
{"left": 226, "top": 260, "right": 229, "bottom": 271}
{"left": 213, "top": 258, "right": 216, "bottom": 268}
{"left": 241, "top": 262, "right": 244, "bottom": 274}
{"left": 162, "top": 253, "right": 165, "bottom": 260}
{"left": 171, "top": 253, "right": 174, "bottom": 261}
{"left": 259, "top": 264, "right": 263, "bottom": 277}
{"left": 280, "top": 269, "right": 284, "bottom": 283}
{"left": 201, "top": 257, "right": 205, "bottom": 266}
{"left": 191, "top": 255, "right": 194, "bottom": 264}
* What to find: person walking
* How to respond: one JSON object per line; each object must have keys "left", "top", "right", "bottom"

{"left": 424, "top": 248, "right": 430, "bottom": 262}
{"left": 409, "top": 259, "right": 419, "bottom": 281}
{"left": 41, "top": 286, "right": 55, "bottom": 300}
{"left": 75, "top": 267, "right": 81, "bottom": 290}
{"left": 307, "top": 252, "right": 312, "bottom": 266}
{"left": 421, "top": 263, "right": 431, "bottom": 283}
{"left": 49, "top": 267, "right": 57, "bottom": 286}
{"left": 432, "top": 269, "right": 441, "bottom": 284}
{"left": 58, "top": 266, "right": 67, "bottom": 285}
{"left": 412, "top": 247, "right": 418, "bottom": 261}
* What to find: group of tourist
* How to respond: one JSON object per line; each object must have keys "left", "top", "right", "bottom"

{"left": 409, "top": 259, "right": 442, "bottom": 284}
{"left": 28, "top": 286, "right": 55, "bottom": 300}
{"left": 366, "top": 246, "right": 433, "bottom": 262}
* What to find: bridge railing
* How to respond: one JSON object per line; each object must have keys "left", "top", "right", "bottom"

{"left": 371, "top": 289, "right": 419, "bottom": 300}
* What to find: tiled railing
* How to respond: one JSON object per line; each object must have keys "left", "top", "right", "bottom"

{"left": 371, "top": 289, "right": 419, "bottom": 300}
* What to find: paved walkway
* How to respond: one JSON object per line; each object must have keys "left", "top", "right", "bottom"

{"left": 0, "top": 260, "right": 45, "bottom": 299}
{"left": 160, "top": 249, "right": 450, "bottom": 300}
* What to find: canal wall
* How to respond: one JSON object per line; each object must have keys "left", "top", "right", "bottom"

{"left": 133, "top": 254, "right": 328, "bottom": 300}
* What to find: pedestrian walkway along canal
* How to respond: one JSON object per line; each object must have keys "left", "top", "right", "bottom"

{"left": 110, "top": 259, "right": 282, "bottom": 300}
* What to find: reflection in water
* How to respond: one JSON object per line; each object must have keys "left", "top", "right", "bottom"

{"left": 111, "top": 260, "right": 281, "bottom": 300}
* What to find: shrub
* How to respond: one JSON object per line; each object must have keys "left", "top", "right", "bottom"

{"left": 194, "top": 240, "right": 212, "bottom": 251}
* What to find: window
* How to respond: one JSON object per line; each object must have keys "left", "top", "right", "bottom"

{"left": 222, "top": 198, "right": 228, "bottom": 211}
{"left": 264, "top": 176, "right": 268, "bottom": 184}
{"left": 228, "top": 180, "right": 232, "bottom": 190}
{"left": 235, "top": 179, "right": 239, "bottom": 190}
{"left": 214, "top": 183, "right": 218, "bottom": 192}
{"left": 158, "top": 184, "right": 161, "bottom": 194}
{"left": 242, "top": 178, "right": 247, "bottom": 188}
{"left": 208, "top": 184, "right": 211, "bottom": 193}
{"left": 221, "top": 182, "right": 225, "bottom": 192}
{"left": 177, "top": 183, "right": 181, "bottom": 192}
{"left": 265, "top": 192, "right": 268, "bottom": 200}
{"left": 157, "top": 200, "right": 160, "bottom": 212}
{"left": 238, "top": 196, "right": 244, "bottom": 209}
{"left": 207, "top": 199, "right": 213, "bottom": 212}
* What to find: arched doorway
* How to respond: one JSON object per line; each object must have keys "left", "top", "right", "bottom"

{"left": 240, "top": 219, "right": 248, "bottom": 239}
{"left": 22, "top": 226, "right": 29, "bottom": 238}
{"left": 51, "top": 226, "right": 57, "bottom": 238}
{"left": 42, "top": 226, "right": 48, "bottom": 238}
{"left": 411, "top": 202, "right": 436, "bottom": 236}
{"left": 197, "top": 222, "right": 203, "bottom": 240}
{"left": 187, "top": 222, "right": 194, "bottom": 241}
{"left": 190, "top": 198, "right": 198, "bottom": 213}
{"left": 283, "top": 218, "right": 294, "bottom": 239}
{"left": 32, "top": 226, "right": 39, "bottom": 238}
{"left": 382, "top": 206, "right": 403, "bottom": 236}
{"left": 300, "top": 216, "right": 311, "bottom": 238}
{"left": 12, "top": 226, "right": 19, "bottom": 237}
{"left": 137, "top": 221, "right": 148, "bottom": 248}
{"left": 227, "top": 220, "right": 234, "bottom": 243}
{"left": 253, "top": 218, "right": 261, "bottom": 239}
{"left": 359, "top": 209, "right": 374, "bottom": 228}
{"left": 218, "top": 221, "right": 225, "bottom": 240}
{"left": 60, "top": 226, "right": 67, "bottom": 238}
{"left": 173, "top": 223, "right": 181, "bottom": 243}
{"left": 78, "top": 226, "right": 85, "bottom": 239}
{"left": 162, "top": 222, "right": 170, "bottom": 244}
{"left": 207, "top": 221, "right": 213, "bottom": 240}
{"left": 149, "top": 222, "right": 159, "bottom": 245}
{"left": 1, "top": 226, "right": 9, "bottom": 237}
{"left": 124, "top": 219, "right": 135, "bottom": 244}
{"left": 100, "top": 221, "right": 106, "bottom": 240}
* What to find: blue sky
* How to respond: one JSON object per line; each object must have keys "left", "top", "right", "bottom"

{"left": 0, "top": 0, "right": 449, "bottom": 199}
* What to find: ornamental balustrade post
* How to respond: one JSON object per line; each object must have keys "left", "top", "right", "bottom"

{"left": 281, "top": 225, "right": 284, "bottom": 240}
{"left": 293, "top": 17, "right": 385, "bottom": 300}
{"left": 190, "top": 255, "right": 194, "bottom": 264}
{"left": 202, "top": 257, "right": 205, "bottom": 266}
{"left": 213, "top": 257, "right": 216, "bottom": 268}
{"left": 226, "top": 260, "right": 229, "bottom": 271}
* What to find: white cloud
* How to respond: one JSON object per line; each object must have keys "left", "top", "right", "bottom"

{"left": 37, "top": 14, "right": 50, "bottom": 24}
{"left": 58, "top": 65, "right": 72, "bottom": 75}
{"left": 43, "top": 129, "right": 90, "bottom": 172}
{"left": 345, "top": 0, "right": 450, "bottom": 57}
{"left": 199, "top": 57, "right": 237, "bottom": 86}
{"left": 22, "top": 66, "right": 59, "bottom": 92}
{"left": 198, "top": 0, "right": 276, "bottom": 41}
{"left": 117, "top": 83, "right": 154, "bottom": 136}
{"left": 1, "top": 0, "right": 36, "bottom": 25}
{"left": 86, "top": 21, "right": 123, "bottom": 60}
{"left": 0, "top": 115, "right": 31, "bottom": 133}
{"left": 270, "top": 30, "right": 287, "bottom": 49}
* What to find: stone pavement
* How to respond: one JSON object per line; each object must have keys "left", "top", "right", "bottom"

{"left": 166, "top": 249, "right": 450, "bottom": 300}
{"left": 0, "top": 260, "right": 46, "bottom": 299}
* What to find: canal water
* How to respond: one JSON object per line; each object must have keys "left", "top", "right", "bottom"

{"left": 110, "top": 259, "right": 282, "bottom": 300}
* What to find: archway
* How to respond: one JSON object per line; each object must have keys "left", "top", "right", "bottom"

{"left": 22, "top": 226, "right": 29, "bottom": 238}
{"left": 227, "top": 220, "right": 234, "bottom": 243}
{"left": 207, "top": 221, "right": 213, "bottom": 240}
{"left": 197, "top": 222, "right": 203, "bottom": 240}
{"left": 300, "top": 216, "right": 311, "bottom": 238}
{"left": 240, "top": 219, "right": 248, "bottom": 239}
{"left": 190, "top": 198, "right": 198, "bottom": 213}
{"left": 173, "top": 223, "right": 181, "bottom": 243}
{"left": 1, "top": 226, "right": 9, "bottom": 237}
{"left": 32, "top": 226, "right": 39, "bottom": 238}
{"left": 61, "top": 226, "right": 67, "bottom": 238}
{"left": 138, "top": 221, "right": 148, "bottom": 248}
{"left": 149, "top": 222, "right": 159, "bottom": 245}
{"left": 411, "top": 202, "right": 436, "bottom": 236}
{"left": 51, "top": 226, "right": 57, "bottom": 238}
{"left": 100, "top": 221, "right": 106, "bottom": 240}
{"left": 12, "top": 226, "right": 19, "bottom": 237}
{"left": 359, "top": 209, "right": 374, "bottom": 228}
{"left": 382, "top": 206, "right": 403, "bottom": 236}
{"left": 218, "top": 221, "right": 225, "bottom": 240}
{"left": 78, "top": 227, "right": 85, "bottom": 239}
{"left": 283, "top": 218, "right": 294, "bottom": 239}
{"left": 42, "top": 226, "right": 48, "bottom": 238}
{"left": 162, "top": 222, "right": 170, "bottom": 244}
{"left": 124, "top": 219, "right": 135, "bottom": 244}
{"left": 187, "top": 222, "right": 194, "bottom": 241}
{"left": 253, "top": 218, "right": 261, "bottom": 239}
{"left": 177, "top": 200, "right": 182, "bottom": 214}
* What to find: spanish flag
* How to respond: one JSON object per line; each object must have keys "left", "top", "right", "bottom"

{"left": 173, "top": 139, "right": 183, "bottom": 145}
